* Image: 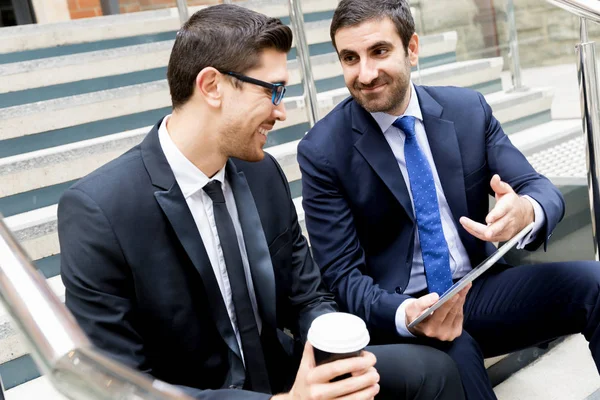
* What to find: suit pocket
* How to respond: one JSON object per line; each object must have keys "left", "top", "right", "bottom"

{"left": 464, "top": 161, "right": 488, "bottom": 191}
{"left": 268, "top": 228, "right": 291, "bottom": 257}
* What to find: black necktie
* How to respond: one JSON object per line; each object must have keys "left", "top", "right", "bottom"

{"left": 203, "top": 180, "right": 271, "bottom": 393}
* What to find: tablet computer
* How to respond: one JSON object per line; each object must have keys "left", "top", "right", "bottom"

{"left": 407, "top": 222, "right": 535, "bottom": 329}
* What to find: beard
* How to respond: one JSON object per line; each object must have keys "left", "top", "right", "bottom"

{"left": 220, "top": 121, "right": 268, "bottom": 163}
{"left": 349, "top": 61, "right": 412, "bottom": 114}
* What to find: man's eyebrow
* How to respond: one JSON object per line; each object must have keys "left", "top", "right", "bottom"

{"left": 338, "top": 48, "right": 357, "bottom": 58}
{"left": 367, "top": 41, "right": 393, "bottom": 51}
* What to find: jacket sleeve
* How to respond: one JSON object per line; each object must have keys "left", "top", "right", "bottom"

{"left": 297, "top": 140, "right": 410, "bottom": 335}
{"left": 478, "top": 92, "right": 565, "bottom": 250}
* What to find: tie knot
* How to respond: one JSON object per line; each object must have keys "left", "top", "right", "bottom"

{"left": 203, "top": 180, "right": 225, "bottom": 203}
{"left": 392, "top": 115, "right": 416, "bottom": 138}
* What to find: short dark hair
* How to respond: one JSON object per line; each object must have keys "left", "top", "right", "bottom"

{"left": 167, "top": 4, "right": 293, "bottom": 109}
{"left": 330, "top": 0, "right": 415, "bottom": 52}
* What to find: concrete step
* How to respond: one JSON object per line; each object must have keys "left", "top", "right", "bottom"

{"left": 0, "top": 58, "right": 504, "bottom": 141}
{"left": 0, "top": 84, "right": 552, "bottom": 202}
{"left": 5, "top": 376, "right": 66, "bottom": 400}
{"left": 0, "top": 28, "right": 457, "bottom": 94}
{"left": 0, "top": 0, "right": 338, "bottom": 55}
{"left": 509, "top": 119, "right": 582, "bottom": 156}
{"left": 485, "top": 87, "right": 554, "bottom": 129}
{"left": 527, "top": 134, "right": 587, "bottom": 187}
{"left": 494, "top": 334, "right": 600, "bottom": 400}
{"left": 416, "top": 57, "right": 503, "bottom": 89}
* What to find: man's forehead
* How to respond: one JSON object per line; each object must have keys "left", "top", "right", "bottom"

{"left": 335, "top": 18, "right": 398, "bottom": 51}
{"left": 251, "top": 51, "right": 289, "bottom": 83}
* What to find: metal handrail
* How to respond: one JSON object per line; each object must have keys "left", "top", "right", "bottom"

{"left": 546, "top": 0, "right": 600, "bottom": 23}
{"left": 506, "top": 0, "right": 526, "bottom": 91}
{"left": 545, "top": 0, "right": 600, "bottom": 260}
{"left": 287, "top": 0, "right": 320, "bottom": 126}
{"left": 175, "top": 0, "right": 189, "bottom": 25}
{"left": 0, "top": 218, "right": 193, "bottom": 400}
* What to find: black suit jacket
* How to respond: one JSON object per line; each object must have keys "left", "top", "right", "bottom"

{"left": 58, "top": 119, "right": 336, "bottom": 399}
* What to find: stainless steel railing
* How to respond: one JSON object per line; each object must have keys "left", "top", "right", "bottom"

{"left": 506, "top": 0, "right": 526, "bottom": 91}
{"left": 287, "top": 0, "right": 320, "bottom": 126}
{"left": 0, "top": 218, "right": 193, "bottom": 400}
{"left": 545, "top": 0, "right": 600, "bottom": 260}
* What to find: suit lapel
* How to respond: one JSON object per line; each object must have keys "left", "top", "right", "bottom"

{"left": 226, "top": 160, "right": 277, "bottom": 329}
{"left": 415, "top": 86, "right": 477, "bottom": 251}
{"left": 141, "top": 124, "right": 245, "bottom": 371}
{"left": 352, "top": 102, "right": 415, "bottom": 223}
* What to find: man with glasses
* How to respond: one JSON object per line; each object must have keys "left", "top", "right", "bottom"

{"left": 58, "top": 4, "right": 463, "bottom": 400}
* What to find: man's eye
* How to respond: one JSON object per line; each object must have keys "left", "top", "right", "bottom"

{"left": 343, "top": 55, "right": 357, "bottom": 63}
{"left": 374, "top": 48, "right": 388, "bottom": 56}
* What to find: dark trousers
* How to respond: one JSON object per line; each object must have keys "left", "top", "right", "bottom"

{"left": 408, "top": 260, "right": 600, "bottom": 400}
{"left": 367, "top": 344, "right": 465, "bottom": 400}
{"left": 277, "top": 342, "right": 465, "bottom": 399}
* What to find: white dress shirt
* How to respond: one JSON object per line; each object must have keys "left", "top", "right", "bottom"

{"left": 370, "top": 84, "right": 545, "bottom": 336}
{"left": 158, "top": 115, "right": 261, "bottom": 361}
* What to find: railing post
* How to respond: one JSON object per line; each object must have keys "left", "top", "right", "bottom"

{"left": 287, "top": 0, "right": 320, "bottom": 127}
{"left": 176, "top": 0, "right": 189, "bottom": 25}
{"left": 577, "top": 17, "right": 600, "bottom": 260}
{"left": 99, "top": 0, "right": 120, "bottom": 15}
{"left": 506, "top": 0, "right": 526, "bottom": 91}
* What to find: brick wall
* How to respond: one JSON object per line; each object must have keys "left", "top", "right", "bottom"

{"left": 67, "top": 0, "right": 222, "bottom": 20}
{"left": 67, "top": 0, "right": 102, "bottom": 19}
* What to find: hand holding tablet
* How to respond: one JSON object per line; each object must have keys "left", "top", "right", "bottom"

{"left": 407, "top": 222, "right": 535, "bottom": 331}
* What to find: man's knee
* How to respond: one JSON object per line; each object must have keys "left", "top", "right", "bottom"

{"left": 369, "top": 344, "right": 464, "bottom": 400}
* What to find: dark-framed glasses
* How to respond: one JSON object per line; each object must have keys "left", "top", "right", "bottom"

{"left": 221, "top": 71, "right": 287, "bottom": 106}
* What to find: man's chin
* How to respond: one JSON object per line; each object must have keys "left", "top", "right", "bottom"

{"left": 234, "top": 149, "right": 265, "bottom": 163}
{"left": 357, "top": 98, "right": 394, "bottom": 114}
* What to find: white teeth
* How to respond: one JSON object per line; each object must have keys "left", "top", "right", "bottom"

{"left": 258, "top": 128, "right": 269, "bottom": 137}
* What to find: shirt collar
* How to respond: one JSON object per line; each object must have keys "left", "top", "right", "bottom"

{"left": 158, "top": 115, "right": 226, "bottom": 199}
{"left": 370, "top": 83, "right": 423, "bottom": 134}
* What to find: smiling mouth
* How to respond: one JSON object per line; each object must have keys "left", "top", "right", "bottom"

{"left": 258, "top": 127, "right": 270, "bottom": 137}
{"left": 360, "top": 83, "right": 386, "bottom": 92}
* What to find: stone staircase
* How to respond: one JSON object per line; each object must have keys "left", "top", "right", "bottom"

{"left": 0, "top": 0, "right": 588, "bottom": 397}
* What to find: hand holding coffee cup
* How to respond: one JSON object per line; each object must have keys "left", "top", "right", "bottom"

{"left": 273, "top": 313, "right": 379, "bottom": 400}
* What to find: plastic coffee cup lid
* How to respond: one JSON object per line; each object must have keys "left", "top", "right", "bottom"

{"left": 307, "top": 312, "right": 370, "bottom": 354}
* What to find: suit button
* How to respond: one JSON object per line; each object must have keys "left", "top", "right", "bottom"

{"left": 395, "top": 286, "right": 403, "bottom": 294}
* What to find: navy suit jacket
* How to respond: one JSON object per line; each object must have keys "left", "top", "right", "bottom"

{"left": 297, "top": 85, "right": 564, "bottom": 337}
{"left": 58, "top": 119, "right": 336, "bottom": 400}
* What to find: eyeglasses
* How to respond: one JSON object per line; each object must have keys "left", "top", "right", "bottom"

{"left": 221, "top": 71, "right": 287, "bottom": 106}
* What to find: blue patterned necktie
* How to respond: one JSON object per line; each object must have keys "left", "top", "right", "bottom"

{"left": 392, "top": 116, "right": 453, "bottom": 295}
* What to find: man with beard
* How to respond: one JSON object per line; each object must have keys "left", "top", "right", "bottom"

{"left": 58, "top": 4, "right": 465, "bottom": 400}
{"left": 297, "top": 0, "right": 600, "bottom": 399}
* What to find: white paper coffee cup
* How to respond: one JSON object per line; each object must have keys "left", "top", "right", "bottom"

{"left": 307, "top": 312, "right": 370, "bottom": 366}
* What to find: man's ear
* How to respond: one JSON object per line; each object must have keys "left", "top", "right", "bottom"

{"left": 195, "top": 67, "right": 223, "bottom": 108}
{"left": 407, "top": 33, "right": 420, "bottom": 67}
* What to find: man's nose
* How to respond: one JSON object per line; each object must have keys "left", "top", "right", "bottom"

{"left": 273, "top": 101, "right": 287, "bottom": 122}
{"left": 358, "top": 60, "right": 379, "bottom": 85}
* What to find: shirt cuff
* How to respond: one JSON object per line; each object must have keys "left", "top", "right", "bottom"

{"left": 516, "top": 195, "right": 545, "bottom": 249}
{"left": 395, "top": 298, "right": 417, "bottom": 338}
